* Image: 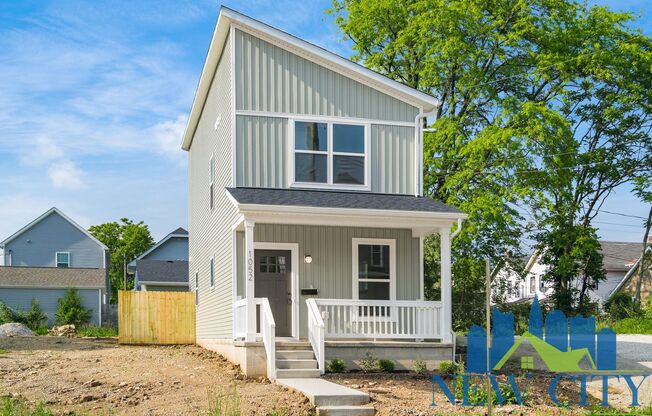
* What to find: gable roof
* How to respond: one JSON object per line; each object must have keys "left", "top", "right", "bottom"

{"left": 181, "top": 6, "right": 440, "bottom": 151}
{"left": 599, "top": 241, "right": 643, "bottom": 271}
{"left": 128, "top": 227, "right": 188, "bottom": 269}
{"left": 0, "top": 266, "right": 105, "bottom": 289}
{"left": 609, "top": 244, "right": 651, "bottom": 298}
{"left": 227, "top": 187, "right": 463, "bottom": 215}
{"left": 0, "top": 207, "right": 108, "bottom": 251}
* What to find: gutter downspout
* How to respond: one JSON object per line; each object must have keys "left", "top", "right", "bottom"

{"left": 413, "top": 109, "right": 423, "bottom": 196}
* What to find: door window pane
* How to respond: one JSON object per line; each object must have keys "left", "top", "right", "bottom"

{"left": 333, "top": 124, "right": 364, "bottom": 153}
{"left": 295, "top": 153, "right": 327, "bottom": 183}
{"left": 295, "top": 122, "right": 327, "bottom": 151}
{"left": 358, "top": 245, "right": 390, "bottom": 280}
{"left": 333, "top": 155, "right": 364, "bottom": 185}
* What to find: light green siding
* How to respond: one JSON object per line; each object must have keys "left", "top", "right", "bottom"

{"left": 234, "top": 29, "right": 419, "bottom": 122}
{"left": 235, "top": 116, "right": 288, "bottom": 188}
{"left": 236, "top": 224, "right": 420, "bottom": 337}
{"left": 371, "top": 125, "right": 415, "bottom": 194}
{"left": 188, "top": 33, "right": 237, "bottom": 340}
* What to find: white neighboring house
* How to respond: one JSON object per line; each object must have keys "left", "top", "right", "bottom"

{"left": 494, "top": 240, "right": 644, "bottom": 305}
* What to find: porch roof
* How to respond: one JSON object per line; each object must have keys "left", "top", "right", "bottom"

{"left": 226, "top": 187, "right": 462, "bottom": 214}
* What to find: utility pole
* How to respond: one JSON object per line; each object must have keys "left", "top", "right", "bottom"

{"left": 486, "top": 258, "right": 493, "bottom": 416}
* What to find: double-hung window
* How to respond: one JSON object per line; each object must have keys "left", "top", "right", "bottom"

{"left": 292, "top": 120, "right": 368, "bottom": 189}
{"left": 56, "top": 252, "right": 70, "bottom": 268}
{"left": 352, "top": 238, "right": 396, "bottom": 318}
{"left": 209, "top": 154, "right": 215, "bottom": 210}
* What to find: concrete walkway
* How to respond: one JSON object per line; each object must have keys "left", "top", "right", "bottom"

{"left": 276, "top": 378, "right": 374, "bottom": 415}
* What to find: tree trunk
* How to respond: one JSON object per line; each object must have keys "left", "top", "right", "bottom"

{"left": 635, "top": 205, "right": 652, "bottom": 303}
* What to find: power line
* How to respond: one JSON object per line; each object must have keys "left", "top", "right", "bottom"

{"left": 599, "top": 210, "right": 647, "bottom": 220}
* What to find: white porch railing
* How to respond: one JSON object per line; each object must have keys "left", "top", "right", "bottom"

{"left": 260, "top": 298, "right": 276, "bottom": 380}
{"left": 234, "top": 298, "right": 263, "bottom": 339}
{"left": 311, "top": 299, "right": 444, "bottom": 340}
{"left": 306, "top": 298, "right": 325, "bottom": 374}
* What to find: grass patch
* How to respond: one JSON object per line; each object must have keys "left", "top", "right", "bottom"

{"left": 610, "top": 317, "right": 652, "bottom": 335}
{"left": 0, "top": 349, "right": 7, "bottom": 355}
{"left": 584, "top": 405, "right": 652, "bottom": 415}
{"left": 0, "top": 395, "right": 75, "bottom": 416}
{"left": 207, "top": 386, "right": 240, "bottom": 416}
{"left": 76, "top": 325, "right": 117, "bottom": 338}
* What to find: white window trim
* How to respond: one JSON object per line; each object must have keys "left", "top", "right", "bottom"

{"left": 210, "top": 257, "right": 215, "bottom": 289}
{"left": 56, "top": 251, "right": 70, "bottom": 268}
{"left": 289, "top": 118, "right": 371, "bottom": 191}
{"left": 209, "top": 153, "right": 215, "bottom": 211}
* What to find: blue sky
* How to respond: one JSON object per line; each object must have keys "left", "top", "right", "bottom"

{"left": 0, "top": 0, "right": 649, "bottom": 245}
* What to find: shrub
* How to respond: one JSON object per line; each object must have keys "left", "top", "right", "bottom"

{"left": 208, "top": 386, "right": 240, "bottom": 416}
{"left": 0, "top": 300, "right": 47, "bottom": 330}
{"left": 55, "top": 288, "right": 92, "bottom": 326}
{"left": 326, "top": 358, "right": 346, "bottom": 373}
{"left": 377, "top": 359, "right": 395, "bottom": 372}
{"left": 412, "top": 359, "right": 427, "bottom": 375}
{"left": 604, "top": 292, "right": 641, "bottom": 320}
{"left": 439, "top": 360, "right": 457, "bottom": 375}
{"left": 358, "top": 351, "right": 378, "bottom": 373}
{"left": 610, "top": 316, "right": 652, "bottom": 335}
{"left": 76, "top": 325, "right": 118, "bottom": 338}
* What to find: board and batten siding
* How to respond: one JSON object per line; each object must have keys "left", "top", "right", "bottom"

{"left": 234, "top": 29, "right": 419, "bottom": 123}
{"left": 236, "top": 224, "right": 420, "bottom": 337}
{"left": 4, "top": 211, "right": 104, "bottom": 268}
{"left": 188, "top": 32, "right": 237, "bottom": 340}
{"left": 0, "top": 288, "right": 101, "bottom": 325}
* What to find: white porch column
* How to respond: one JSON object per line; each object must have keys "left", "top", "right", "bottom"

{"left": 244, "top": 220, "right": 256, "bottom": 342}
{"left": 439, "top": 227, "right": 453, "bottom": 343}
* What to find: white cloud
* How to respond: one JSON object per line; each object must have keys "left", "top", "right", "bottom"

{"left": 150, "top": 114, "right": 188, "bottom": 162}
{"left": 48, "top": 160, "right": 87, "bottom": 190}
{"left": 21, "top": 136, "right": 64, "bottom": 166}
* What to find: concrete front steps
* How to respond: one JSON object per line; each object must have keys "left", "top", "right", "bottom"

{"left": 276, "top": 378, "right": 374, "bottom": 416}
{"left": 274, "top": 341, "right": 374, "bottom": 415}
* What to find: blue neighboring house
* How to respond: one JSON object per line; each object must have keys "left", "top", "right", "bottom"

{"left": 128, "top": 227, "right": 188, "bottom": 292}
{"left": 0, "top": 207, "right": 109, "bottom": 326}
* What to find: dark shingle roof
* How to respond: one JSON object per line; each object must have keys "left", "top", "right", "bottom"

{"left": 599, "top": 241, "right": 643, "bottom": 271}
{"left": 136, "top": 260, "right": 189, "bottom": 284}
{"left": 227, "top": 187, "right": 462, "bottom": 214}
{"left": 0, "top": 266, "right": 105, "bottom": 288}
{"left": 167, "top": 227, "right": 188, "bottom": 236}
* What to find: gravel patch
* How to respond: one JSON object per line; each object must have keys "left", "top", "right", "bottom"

{"left": 0, "top": 323, "right": 34, "bottom": 337}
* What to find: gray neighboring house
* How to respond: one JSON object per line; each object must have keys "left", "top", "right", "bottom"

{"left": 0, "top": 207, "right": 109, "bottom": 325}
{"left": 128, "top": 227, "right": 189, "bottom": 292}
{"left": 181, "top": 7, "right": 467, "bottom": 379}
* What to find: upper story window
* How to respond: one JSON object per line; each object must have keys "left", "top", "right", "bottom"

{"left": 209, "top": 154, "right": 215, "bottom": 210}
{"left": 210, "top": 257, "right": 215, "bottom": 288}
{"left": 291, "top": 120, "right": 369, "bottom": 190}
{"left": 56, "top": 252, "right": 70, "bottom": 268}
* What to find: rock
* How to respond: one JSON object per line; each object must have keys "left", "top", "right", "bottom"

{"left": 49, "top": 325, "right": 76, "bottom": 337}
{"left": 0, "top": 323, "right": 35, "bottom": 337}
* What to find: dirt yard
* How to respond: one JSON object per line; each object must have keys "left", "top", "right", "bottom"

{"left": 0, "top": 337, "right": 312, "bottom": 415}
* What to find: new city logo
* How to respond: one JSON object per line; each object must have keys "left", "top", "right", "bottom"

{"left": 432, "top": 296, "right": 649, "bottom": 408}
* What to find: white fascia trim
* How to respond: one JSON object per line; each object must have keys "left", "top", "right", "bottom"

{"left": 236, "top": 110, "right": 416, "bottom": 128}
{"left": 236, "top": 202, "right": 467, "bottom": 221}
{"left": 141, "top": 281, "right": 189, "bottom": 287}
{"left": 181, "top": 6, "right": 439, "bottom": 150}
{"left": 0, "top": 207, "right": 109, "bottom": 251}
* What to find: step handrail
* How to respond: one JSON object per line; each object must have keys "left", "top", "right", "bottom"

{"left": 306, "top": 298, "right": 325, "bottom": 374}
{"left": 260, "top": 297, "right": 276, "bottom": 379}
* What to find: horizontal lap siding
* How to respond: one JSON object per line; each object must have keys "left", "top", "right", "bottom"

{"left": 234, "top": 29, "right": 419, "bottom": 123}
{"left": 241, "top": 224, "right": 419, "bottom": 337}
{"left": 189, "top": 33, "right": 237, "bottom": 340}
{"left": 0, "top": 288, "right": 100, "bottom": 325}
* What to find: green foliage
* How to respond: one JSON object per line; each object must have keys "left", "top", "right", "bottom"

{"left": 609, "top": 317, "right": 652, "bottom": 335}
{"left": 207, "top": 386, "right": 241, "bottom": 416}
{"left": 330, "top": 0, "right": 652, "bottom": 327}
{"left": 0, "top": 349, "right": 7, "bottom": 355}
{"left": 604, "top": 293, "right": 641, "bottom": 320}
{"left": 358, "top": 351, "right": 378, "bottom": 373}
{"left": 0, "top": 300, "right": 47, "bottom": 330}
{"left": 412, "top": 359, "right": 427, "bottom": 375}
{"left": 438, "top": 360, "right": 457, "bottom": 375}
{"left": 55, "top": 288, "right": 92, "bottom": 326}
{"left": 0, "top": 396, "right": 65, "bottom": 416}
{"left": 89, "top": 218, "right": 154, "bottom": 302}
{"left": 584, "top": 405, "right": 652, "bottom": 415}
{"left": 377, "top": 359, "right": 395, "bottom": 372}
{"left": 76, "top": 325, "right": 117, "bottom": 338}
{"left": 326, "top": 358, "right": 346, "bottom": 373}
{"left": 33, "top": 327, "right": 48, "bottom": 336}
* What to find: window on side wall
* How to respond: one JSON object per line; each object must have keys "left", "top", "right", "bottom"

{"left": 210, "top": 258, "right": 215, "bottom": 288}
{"left": 292, "top": 120, "right": 367, "bottom": 190}
{"left": 195, "top": 271, "right": 199, "bottom": 305}
{"left": 56, "top": 252, "right": 70, "bottom": 268}
{"left": 209, "top": 154, "right": 215, "bottom": 210}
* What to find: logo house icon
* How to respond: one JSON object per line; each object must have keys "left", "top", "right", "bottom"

{"left": 467, "top": 296, "right": 617, "bottom": 373}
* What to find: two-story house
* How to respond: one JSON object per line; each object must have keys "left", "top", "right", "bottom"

{"left": 182, "top": 7, "right": 467, "bottom": 379}
{"left": 128, "top": 227, "right": 189, "bottom": 292}
{"left": 0, "top": 207, "right": 109, "bottom": 326}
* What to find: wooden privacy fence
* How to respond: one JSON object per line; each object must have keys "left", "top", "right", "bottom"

{"left": 118, "top": 290, "right": 195, "bottom": 345}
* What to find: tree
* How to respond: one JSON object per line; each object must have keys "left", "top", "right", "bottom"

{"left": 89, "top": 218, "right": 154, "bottom": 302}
{"left": 330, "top": 0, "right": 652, "bottom": 321}
{"left": 55, "top": 288, "right": 92, "bottom": 326}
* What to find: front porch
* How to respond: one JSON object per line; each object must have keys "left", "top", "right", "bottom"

{"left": 226, "top": 205, "right": 463, "bottom": 378}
